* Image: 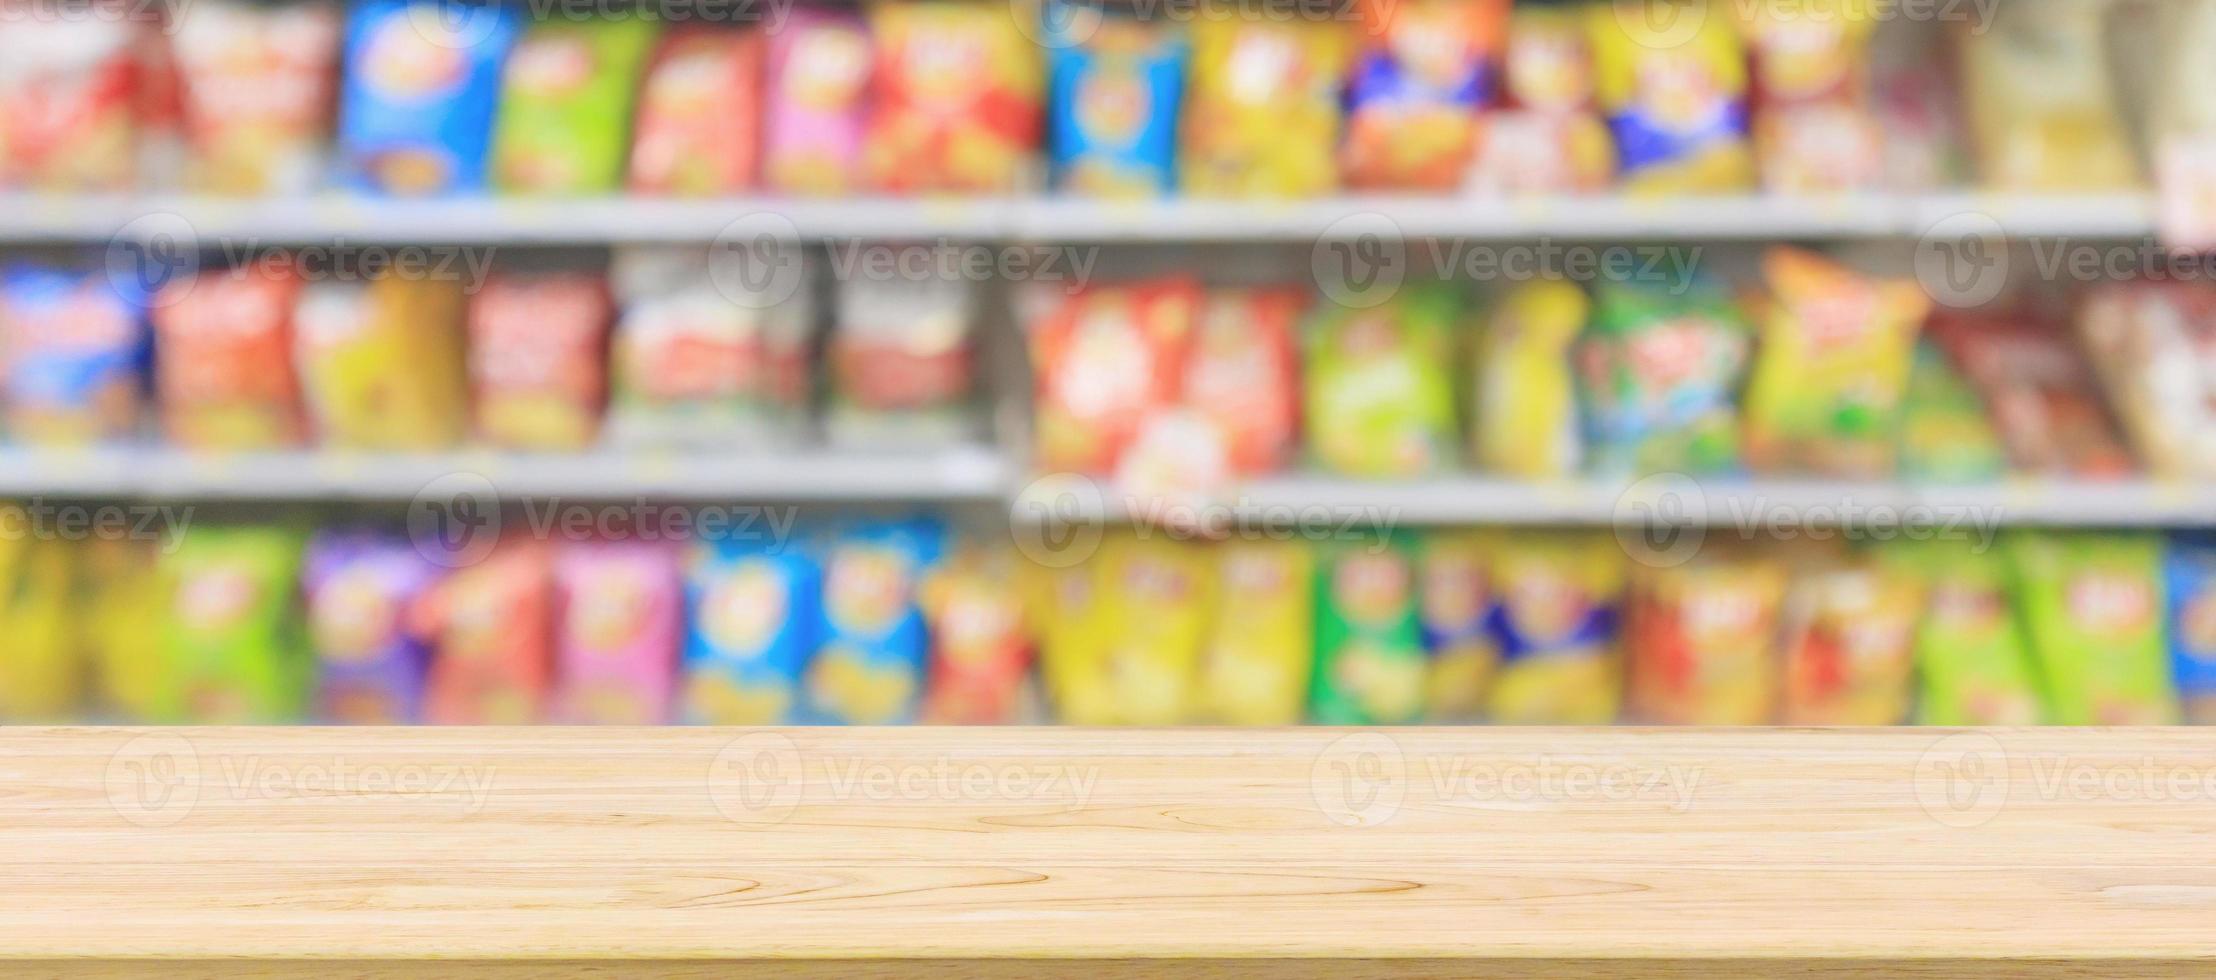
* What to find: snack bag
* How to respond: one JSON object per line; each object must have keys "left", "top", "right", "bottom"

{"left": 0, "top": 5, "right": 140, "bottom": 191}
{"left": 1418, "top": 531, "right": 1493, "bottom": 722}
{"left": 469, "top": 271, "right": 612, "bottom": 451}
{"left": 2009, "top": 533, "right": 2177, "bottom": 725}
{"left": 2077, "top": 281, "right": 2216, "bottom": 480}
{"left": 1342, "top": 0, "right": 1508, "bottom": 191}
{"left": 81, "top": 534, "right": 174, "bottom": 721}
{"left": 1304, "top": 284, "right": 1459, "bottom": 478}
{"left": 806, "top": 518, "right": 945, "bottom": 724}
{"left": 1587, "top": 0, "right": 1754, "bottom": 193}
{"left": 1484, "top": 532, "right": 1623, "bottom": 724}
{"left": 629, "top": 26, "right": 761, "bottom": 195}
{"left": 1742, "top": 248, "right": 1929, "bottom": 477}
{"left": 865, "top": 0, "right": 1044, "bottom": 193}
{"left": 1960, "top": 0, "right": 2141, "bottom": 192}
{"left": 421, "top": 535, "right": 556, "bottom": 724}
{"left": 1929, "top": 311, "right": 2137, "bottom": 478}
{"left": 164, "top": 525, "right": 309, "bottom": 724}
{"left": 682, "top": 535, "right": 821, "bottom": 725}
{"left": 1776, "top": 554, "right": 1921, "bottom": 725}
{"left": 0, "top": 264, "right": 148, "bottom": 445}
{"left": 1576, "top": 278, "right": 1749, "bottom": 475}
{"left": 1624, "top": 552, "right": 1786, "bottom": 725}
{"left": 1182, "top": 286, "right": 1305, "bottom": 478}
{"left": 1027, "top": 277, "right": 1203, "bottom": 475}
{"left": 1895, "top": 538, "right": 2041, "bottom": 726}
{"left": 1045, "top": 5, "right": 1185, "bottom": 196}
{"left": 1311, "top": 535, "right": 1428, "bottom": 725}
{"left": 1025, "top": 541, "right": 1118, "bottom": 724}
{"left": 762, "top": 7, "right": 871, "bottom": 195}
{"left": 1474, "top": 278, "right": 1584, "bottom": 478}
{"left": 2168, "top": 533, "right": 2216, "bottom": 724}
{"left": 555, "top": 538, "right": 682, "bottom": 725}
{"left": 1093, "top": 531, "right": 1215, "bottom": 724}
{"left": 1180, "top": 4, "right": 1349, "bottom": 197}
{"left": 0, "top": 525, "right": 79, "bottom": 721}
{"left": 1897, "top": 341, "right": 2008, "bottom": 483}
{"left": 1739, "top": 0, "right": 1882, "bottom": 193}
{"left": 608, "top": 246, "right": 813, "bottom": 448}
{"left": 490, "top": 15, "right": 659, "bottom": 195}
{"left": 828, "top": 272, "right": 973, "bottom": 448}
{"left": 919, "top": 545, "right": 1036, "bottom": 724}
{"left": 1194, "top": 539, "right": 1314, "bottom": 725}
{"left": 170, "top": 0, "right": 341, "bottom": 195}
{"left": 294, "top": 276, "right": 470, "bottom": 450}
{"left": 1466, "top": 1, "right": 1613, "bottom": 194}
{"left": 304, "top": 530, "right": 438, "bottom": 724}
{"left": 337, "top": 0, "right": 520, "bottom": 195}
{"left": 152, "top": 255, "right": 306, "bottom": 450}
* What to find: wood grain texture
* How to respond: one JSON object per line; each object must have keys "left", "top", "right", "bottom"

{"left": 3, "top": 727, "right": 2215, "bottom": 978}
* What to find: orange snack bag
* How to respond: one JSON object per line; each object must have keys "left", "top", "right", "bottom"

{"left": 1341, "top": 0, "right": 1507, "bottom": 190}
{"left": 1625, "top": 552, "right": 1788, "bottom": 725}
{"left": 629, "top": 26, "right": 761, "bottom": 195}
{"left": 152, "top": 255, "right": 306, "bottom": 450}
{"left": 863, "top": 0, "right": 1043, "bottom": 193}
{"left": 469, "top": 271, "right": 612, "bottom": 451}
{"left": 1182, "top": 285, "right": 1304, "bottom": 475}
{"left": 1778, "top": 558, "right": 1922, "bottom": 725}
{"left": 1027, "top": 277, "right": 1203, "bottom": 475}
{"left": 421, "top": 535, "right": 556, "bottom": 725}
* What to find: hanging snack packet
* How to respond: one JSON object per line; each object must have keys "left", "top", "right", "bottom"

{"left": 1045, "top": 4, "right": 1184, "bottom": 196}
{"left": 554, "top": 538, "right": 682, "bottom": 725}
{"left": 608, "top": 245, "right": 812, "bottom": 448}
{"left": 807, "top": 518, "right": 945, "bottom": 724}
{"left": 629, "top": 26, "right": 762, "bottom": 195}
{"left": 1027, "top": 277, "right": 1202, "bottom": 475}
{"left": 1091, "top": 531, "right": 1215, "bottom": 724}
{"left": 1624, "top": 551, "right": 1787, "bottom": 725}
{"left": 2168, "top": 533, "right": 2216, "bottom": 724}
{"left": 1587, "top": 0, "right": 1754, "bottom": 193}
{"left": 762, "top": 6, "right": 871, "bottom": 195}
{"left": 153, "top": 255, "right": 307, "bottom": 450}
{"left": 1192, "top": 539, "right": 1314, "bottom": 725}
{"left": 0, "top": 5, "right": 140, "bottom": 191}
{"left": 1742, "top": 248, "right": 1929, "bottom": 477}
{"left": 1959, "top": 0, "right": 2141, "bottom": 192}
{"left": 1576, "top": 278, "right": 1749, "bottom": 475}
{"left": 469, "top": 270, "right": 612, "bottom": 451}
{"left": 1342, "top": 0, "right": 1508, "bottom": 191}
{"left": 829, "top": 270, "right": 974, "bottom": 448}
{"left": 1473, "top": 278, "right": 1585, "bottom": 479}
{"left": 1180, "top": 3, "right": 1350, "bottom": 197}
{"left": 490, "top": 15, "right": 659, "bottom": 195}
{"left": 170, "top": 0, "right": 340, "bottom": 195}
{"left": 1418, "top": 531, "right": 1493, "bottom": 722}
{"left": 294, "top": 276, "right": 470, "bottom": 451}
{"left": 1739, "top": 0, "right": 1882, "bottom": 193}
{"left": 164, "top": 525, "right": 309, "bottom": 724}
{"left": 0, "top": 264, "right": 148, "bottom": 445}
{"left": 422, "top": 535, "right": 556, "bottom": 725}
{"left": 2077, "top": 281, "right": 2216, "bottom": 480}
{"left": 1467, "top": 1, "right": 1613, "bottom": 194}
{"left": 1894, "top": 538, "right": 2041, "bottom": 726}
{"left": 304, "top": 530, "right": 438, "bottom": 724}
{"left": 919, "top": 545, "right": 1036, "bottom": 724}
{"left": 1304, "top": 283, "right": 1460, "bottom": 478}
{"left": 2010, "top": 533, "right": 2177, "bottom": 725}
{"left": 337, "top": 0, "right": 520, "bottom": 195}
{"left": 1897, "top": 341, "right": 2008, "bottom": 483}
{"left": 0, "top": 527, "right": 79, "bottom": 721}
{"left": 1929, "top": 311, "right": 2137, "bottom": 478}
{"left": 1484, "top": 532, "right": 1623, "bottom": 724}
{"left": 682, "top": 534, "right": 821, "bottom": 725}
{"left": 1776, "top": 555, "right": 1922, "bottom": 725}
{"left": 1312, "top": 535, "right": 1428, "bottom": 725}
{"left": 864, "top": 0, "right": 1044, "bottom": 193}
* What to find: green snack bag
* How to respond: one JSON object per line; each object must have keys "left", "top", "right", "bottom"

{"left": 1304, "top": 284, "right": 1459, "bottom": 478}
{"left": 2008, "top": 532, "right": 2177, "bottom": 725}
{"left": 165, "top": 525, "right": 309, "bottom": 723}
{"left": 492, "top": 16, "right": 661, "bottom": 194}
{"left": 1575, "top": 277, "right": 1749, "bottom": 476}
{"left": 1897, "top": 342, "right": 2007, "bottom": 484}
{"left": 1311, "top": 532, "right": 1428, "bottom": 724}
{"left": 1889, "top": 539, "right": 2041, "bottom": 725}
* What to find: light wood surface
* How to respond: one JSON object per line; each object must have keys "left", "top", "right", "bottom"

{"left": 4, "top": 727, "right": 2216, "bottom": 978}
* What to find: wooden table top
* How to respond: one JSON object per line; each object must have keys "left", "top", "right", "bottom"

{"left": 4, "top": 727, "right": 2215, "bottom": 978}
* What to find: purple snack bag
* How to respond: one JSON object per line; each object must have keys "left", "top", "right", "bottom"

{"left": 305, "top": 529, "right": 441, "bottom": 723}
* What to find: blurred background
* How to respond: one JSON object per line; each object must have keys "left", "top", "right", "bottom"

{"left": 0, "top": 0, "right": 2211, "bottom": 727}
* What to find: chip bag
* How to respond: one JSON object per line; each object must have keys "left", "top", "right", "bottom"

{"left": 1467, "top": 1, "right": 1613, "bottom": 194}
{"left": 1776, "top": 554, "right": 1922, "bottom": 725}
{"left": 1312, "top": 534, "right": 1428, "bottom": 725}
{"left": 1483, "top": 532, "right": 1624, "bottom": 725}
{"left": 1304, "top": 283, "right": 1460, "bottom": 478}
{"left": 2010, "top": 532, "right": 2177, "bottom": 725}
{"left": 865, "top": 0, "right": 1043, "bottom": 193}
{"left": 1960, "top": 0, "right": 2141, "bottom": 192}
{"left": 1183, "top": 285, "right": 1304, "bottom": 477}
{"left": 608, "top": 245, "right": 813, "bottom": 448}
{"left": 682, "top": 534, "right": 821, "bottom": 725}
{"left": 0, "top": 263, "right": 148, "bottom": 445}
{"left": 164, "top": 524, "right": 309, "bottom": 724}
{"left": 153, "top": 255, "right": 307, "bottom": 450}
{"left": 1026, "top": 539, "right": 1119, "bottom": 724}
{"left": 82, "top": 534, "right": 174, "bottom": 721}
{"left": 2077, "top": 280, "right": 2216, "bottom": 480}
{"left": 806, "top": 518, "right": 945, "bottom": 724}
{"left": 761, "top": 6, "right": 871, "bottom": 196}
{"left": 555, "top": 538, "right": 682, "bottom": 724}
{"left": 828, "top": 272, "right": 974, "bottom": 448}
{"left": 1341, "top": 0, "right": 1508, "bottom": 191}
{"left": 469, "top": 270, "right": 612, "bottom": 451}
{"left": 1929, "top": 311, "right": 2137, "bottom": 478}
{"left": 1045, "top": 5, "right": 1184, "bottom": 196}
{"left": 304, "top": 529, "right": 438, "bottom": 724}
{"left": 1473, "top": 278, "right": 1585, "bottom": 478}
{"left": 0, "top": 3, "right": 141, "bottom": 191}
{"left": 337, "top": 0, "right": 520, "bottom": 195}
{"left": 919, "top": 545, "right": 1036, "bottom": 724}
{"left": 2169, "top": 533, "right": 2216, "bottom": 724}
{"left": 0, "top": 525, "right": 80, "bottom": 721}
{"left": 1625, "top": 551, "right": 1787, "bottom": 725}
{"left": 1194, "top": 539, "right": 1314, "bottom": 725}
{"left": 1027, "top": 276, "right": 1203, "bottom": 475}
{"left": 1896, "top": 539, "right": 2041, "bottom": 726}
{"left": 1092, "top": 531, "right": 1215, "bottom": 724}
{"left": 1588, "top": 0, "right": 1754, "bottom": 193}
{"left": 421, "top": 534, "right": 556, "bottom": 725}
{"left": 294, "top": 275, "right": 470, "bottom": 451}
{"left": 170, "top": 0, "right": 341, "bottom": 195}
{"left": 491, "top": 15, "right": 659, "bottom": 194}
{"left": 1742, "top": 248, "right": 1929, "bottom": 477}
{"left": 1180, "top": 4, "right": 1349, "bottom": 197}
{"left": 1576, "top": 278, "right": 1749, "bottom": 475}
{"left": 1418, "top": 530, "right": 1493, "bottom": 722}
{"left": 1739, "top": 0, "right": 1882, "bottom": 193}
{"left": 1897, "top": 341, "right": 2008, "bottom": 483}
{"left": 629, "top": 26, "right": 761, "bottom": 195}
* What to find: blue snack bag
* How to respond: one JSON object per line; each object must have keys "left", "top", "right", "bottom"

{"left": 804, "top": 516, "right": 946, "bottom": 724}
{"left": 681, "top": 534, "right": 821, "bottom": 725}
{"left": 1046, "top": 2, "right": 1183, "bottom": 197}
{"left": 2170, "top": 533, "right": 2216, "bottom": 724}
{"left": 337, "top": 0, "right": 521, "bottom": 195}
{"left": 0, "top": 264, "right": 149, "bottom": 445}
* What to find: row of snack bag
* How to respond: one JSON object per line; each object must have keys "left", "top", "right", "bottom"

{"left": 0, "top": 0, "right": 2165, "bottom": 198}
{"left": 0, "top": 248, "right": 973, "bottom": 452}
{"left": 1028, "top": 249, "right": 2216, "bottom": 492}
{"left": 4, "top": 508, "right": 2213, "bottom": 726}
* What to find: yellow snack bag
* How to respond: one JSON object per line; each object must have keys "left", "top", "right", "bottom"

{"left": 1181, "top": 5, "right": 1350, "bottom": 197}
{"left": 295, "top": 277, "right": 471, "bottom": 450}
{"left": 1024, "top": 544, "right": 1118, "bottom": 725}
{"left": 1588, "top": 0, "right": 1755, "bottom": 194}
{"left": 0, "top": 520, "right": 80, "bottom": 721}
{"left": 1095, "top": 532, "right": 1216, "bottom": 724}
{"left": 1195, "top": 539, "right": 1314, "bottom": 725}
{"left": 81, "top": 536, "right": 178, "bottom": 723}
{"left": 1485, "top": 532, "right": 1625, "bottom": 724}
{"left": 1742, "top": 247, "right": 1928, "bottom": 478}
{"left": 1473, "top": 279, "right": 1585, "bottom": 479}
{"left": 1960, "top": 0, "right": 2142, "bottom": 192}
{"left": 1419, "top": 530, "right": 1495, "bottom": 721}
{"left": 1625, "top": 550, "right": 1789, "bottom": 725}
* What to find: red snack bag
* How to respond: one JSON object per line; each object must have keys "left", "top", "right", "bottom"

{"left": 421, "top": 535, "right": 556, "bottom": 725}
{"left": 469, "top": 271, "right": 612, "bottom": 451}
{"left": 629, "top": 26, "right": 761, "bottom": 196}
{"left": 169, "top": 0, "right": 340, "bottom": 195}
{"left": 1625, "top": 553, "right": 1788, "bottom": 726}
{"left": 863, "top": 0, "right": 1043, "bottom": 193}
{"left": 1929, "top": 311, "right": 2138, "bottom": 479}
{"left": 1027, "top": 277, "right": 1202, "bottom": 475}
{"left": 826, "top": 273, "right": 975, "bottom": 447}
{"left": 1183, "top": 285, "right": 1304, "bottom": 475}
{"left": 919, "top": 549, "right": 1034, "bottom": 724}
{"left": 1777, "top": 559, "right": 1921, "bottom": 726}
{"left": 0, "top": 2, "right": 143, "bottom": 191}
{"left": 152, "top": 255, "right": 306, "bottom": 450}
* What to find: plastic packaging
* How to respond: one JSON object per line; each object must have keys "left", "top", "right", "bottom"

{"left": 1960, "top": 0, "right": 2141, "bottom": 192}
{"left": 1777, "top": 554, "right": 1922, "bottom": 725}
{"left": 554, "top": 538, "right": 682, "bottom": 724}
{"left": 608, "top": 245, "right": 813, "bottom": 448}
{"left": 1483, "top": 532, "right": 1623, "bottom": 724}
{"left": 469, "top": 270, "right": 612, "bottom": 451}
{"left": 2168, "top": 533, "right": 2216, "bottom": 724}
{"left": 490, "top": 15, "right": 659, "bottom": 195}
{"left": 1180, "top": 3, "right": 1349, "bottom": 197}
{"left": 1312, "top": 534, "right": 1428, "bottom": 725}
{"left": 1587, "top": 0, "right": 1754, "bottom": 193}
{"left": 806, "top": 518, "right": 945, "bottom": 724}
{"left": 1027, "top": 276, "right": 1202, "bottom": 476}
{"left": 1625, "top": 551, "right": 1787, "bottom": 725}
{"left": 304, "top": 530, "right": 438, "bottom": 723}
{"left": 1304, "top": 284, "right": 1460, "bottom": 478}
{"left": 1467, "top": 1, "right": 1612, "bottom": 194}
{"left": 294, "top": 275, "right": 470, "bottom": 450}
{"left": 1741, "top": 248, "right": 1929, "bottom": 477}
{"left": 761, "top": 7, "right": 871, "bottom": 196}
{"left": 1576, "top": 278, "right": 1749, "bottom": 475}
{"left": 1473, "top": 278, "right": 1585, "bottom": 478}
{"left": 864, "top": 0, "right": 1043, "bottom": 193}
{"left": 919, "top": 546, "right": 1036, "bottom": 724}
{"left": 2010, "top": 532, "right": 2177, "bottom": 725}
{"left": 0, "top": 6, "right": 142, "bottom": 191}
{"left": 0, "top": 263, "right": 148, "bottom": 445}
{"left": 629, "top": 26, "right": 762, "bottom": 195}
{"left": 1341, "top": 0, "right": 1507, "bottom": 191}
{"left": 152, "top": 255, "right": 306, "bottom": 450}
{"left": 1418, "top": 531, "right": 1494, "bottom": 722}
{"left": 337, "top": 0, "right": 520, "bottom": 195}
{"left": 1045, "top": 5, "right": 1184, "bottom": 196}
{"left": 1193, "top": 539, "right": 1314, "bottom": 725}
{"left": 828, "top": 272, "right": 974, "bottom": 448}
{"left": 2077, "top": 281, "right": 2216, "bottom": 480}
{"left": 164, "top": 525, "right": 309, "bottom": 724}
{"left": 1899, "top": 539, "right": 2042, "bottom": 726}
{"left": 682, "top": 534, "right": 821, "bottom": 725}
{"left": 421, "top": 535, "right": 556, "bottom": 724}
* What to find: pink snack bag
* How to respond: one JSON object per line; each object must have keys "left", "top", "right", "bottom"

{"left": 762, "top": 7, "right": 870, "bottom": 196}
{"left": 554, "top": 537, "right": 682, "bottom": 724}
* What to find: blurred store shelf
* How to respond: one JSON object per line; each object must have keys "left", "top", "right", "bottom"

{"left": 0, "top": 446, "right": 1011, "bottom": 501}
{"left": 0, "top": 192, "right": 2159, "bottom": 243}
